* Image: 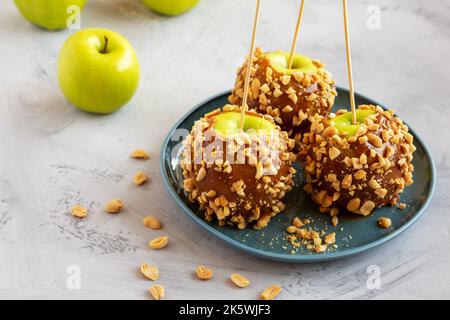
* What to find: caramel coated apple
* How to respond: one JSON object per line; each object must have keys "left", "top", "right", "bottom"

{"left": 181, "top": 105, "right": 296, "bottom": 229}
{"left": 299, "top": 105, "right": 415, "bottom": 215}
{"left": 229, "top": 48, "right": 337, "bottom": 145}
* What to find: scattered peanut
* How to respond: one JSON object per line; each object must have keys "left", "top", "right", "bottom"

{"left": 315, "top": 244, "right": 327, "bottom": 253}
{"left": 324, "top": 232, "right": 336, "bottom": 245}
{"left": 143, "top": 216, "right": 163, "bottom": 230}
{"left": 130, "top": 149, "right": 149, "bottom": 160}
{"left": 292, "top": 217, "right": 304, "bottom": 228}
{"left": 230, "top": 273, "right": 250, "bottom": 288}
{"left": 148, "top": 236, "right": 169, "bottom": 250}
{"left": 261, "top": 285, "right": 282, "bottom": 300}
{"left": 286, "top": 226, "right": 297, "bottom": 234}
{"left": 377, "top": 217, "right": 392, "bottom": 229}
{"left": 196, "top": 265, "right": 213, "bottom": 280}
{"left": 140, "top": 263, "right": 159, "bottom": 281}
{"left": 133, "top": 171, "right": 149, "bottom": 185}
{"left": 71, "top": 205, "right": 87, "bottom": 218}
{"left": 331, "top": 216, "right": 339, "bottom": 226}
{"left": 398, "top": 203, "right": 407, "bottom": 210}
{"left": 149, "top": 284, "right": 164, "bottom": 300}
{"left": 105, "top": 199, "right": 124, "bottom": 213}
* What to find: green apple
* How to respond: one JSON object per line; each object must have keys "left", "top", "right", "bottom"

{"left": 58, "top": 28, "right": 140, "bottom": 114}
{"left": 265, "top": 51, "right": 317, "bottom": 75}
{"left": 213, "top": 112, "right": 275, "bottom": 136}
{"left": 14, "top": 0, "right": 87, "bottom": 31}
{"left": 142, "top": 0, "right": 200, "bottom": 16}
{"left": 333, "top": 109, "right": 376, "bottom": 136}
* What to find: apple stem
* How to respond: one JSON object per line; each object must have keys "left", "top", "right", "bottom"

{"left": 101, "top": 36, "right": 109, "bottom": 54}
{"left": 287, "top": 0, "right": 306, "bottom": 69}
{"left": 342, "top": 0, "right": 357, "bottom": 125}
{"left": 240, "top": 0, "right": 261, "bottom": 130}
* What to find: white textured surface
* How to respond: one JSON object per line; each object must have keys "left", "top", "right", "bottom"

{"left": 0, "top": 0, "right": 449, "bottom": 299}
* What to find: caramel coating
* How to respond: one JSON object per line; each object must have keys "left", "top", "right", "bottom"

{"left": 299, "top": 105, "right": 415, "bottom": 215}
{"left": 181, "top": 105, "right": 296, "bottom": 229}
{"left": 229, "top": 48, "right": 337, "bottom": 144}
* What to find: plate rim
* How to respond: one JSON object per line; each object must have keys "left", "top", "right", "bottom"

{"left": 160, "top": 88, "right": 436, "bottom": 262}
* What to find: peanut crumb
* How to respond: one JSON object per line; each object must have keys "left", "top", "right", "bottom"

{"left": 398, "top": 203, "right": 407, "bottom": 210}
{"left": 377, "top": 217, "right": 392, "bottom": 229}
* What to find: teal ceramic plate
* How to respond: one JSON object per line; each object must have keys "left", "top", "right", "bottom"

{"left": 160, "top": 88, "right": 435, "bottom": 262}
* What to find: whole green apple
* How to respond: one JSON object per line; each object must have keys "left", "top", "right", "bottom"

{"left": 142, "top": 0, "right": 200, "bottom": 16}
{"left": 58, "top": 28, "right": 140, "bottom": 114}
{"left": 14, "top": 0, "right": 87, "bottom": 31}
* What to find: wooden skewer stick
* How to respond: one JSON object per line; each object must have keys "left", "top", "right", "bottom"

{"left": 240, "top": 0, "right": 261, "bottom": 130}
{"left": 288, "top": 0, "right": 306, "bottom": 69}
{"left": 342, "top": 0, "right": 357, "bottom": 125}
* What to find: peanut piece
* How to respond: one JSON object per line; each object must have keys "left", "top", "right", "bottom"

{"left": 378, "top": 217, "right": 392, "bottom": 228}
{"left": 140, "top": 263, "right": 159, "bottom": 281}
{"left": 71, "top": 205, "right": 87, "bottom": 218}
{"left": 149, "top": 284, "right": 164, "bottom": 300}
{"left": 105, "top": 199, "right": 123, "bottom": 213}
{"left": 261, "top": 285, "right": 282, "bottom": 300}
{"left": 196, "top": 265, "right": 213, "bottom": 280}
{"left": 230, "top": 273, "right": 250, "bottom": 288}
{"left": 143, "top": 216, "right": 163, "bottom": 230}
{"left": 148, "top": 236, "right": 168, "bottom": 250}
{"left": 130, "top": 149, "right": 149, "bottom": 160}
{"left": 133, "top": 171, "right": 149, "bottom": 185}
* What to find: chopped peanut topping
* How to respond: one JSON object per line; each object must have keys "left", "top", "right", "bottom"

{"left": 286, "top": 226, "right": 297, "bottom": 234}
{"left": 329, "top": 147, "right": 341, "bottom": 160}
{"left": 368, "top": 133, "right": 383, "bottom": 148}
{"left": 315, "top": 244, "right": 327, "bottom": 253}
{"left": 196, "top": 166, "right": 206, "bottom": 182}
{"left": 292, "top": 217, "right": 304, "bottom": 228}
{"left": 331, "top": 216, "right": 339, "bottom": 226}
{"left": 360, "top": 200, "right": 375, "bottom": 215}
{"left": 398, "top": 203, "right": 407, "bottom": 209}
{"left": 347, "top": 198, "right": 361, "bottom": 212}
{"left": 324, "top": 232, "right": 336, "bottom": 244}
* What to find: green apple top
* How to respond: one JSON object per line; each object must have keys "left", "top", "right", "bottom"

{"left": 14, "top": 0, "right": 87, "bottom": 31}
{"left": 213, "top": 112, "right": 275, "bottom": 137}
{"left": 264, "top": 51, "right": 317, "bottom": 75}
{"left": 58, "top": 28, "right": 140, "bottom": 114}
{"left": 333, "top": 109, "right": 377, "bottom": 137}
{"left": 142, "top": 0, "right": 200, "bottom": 16}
